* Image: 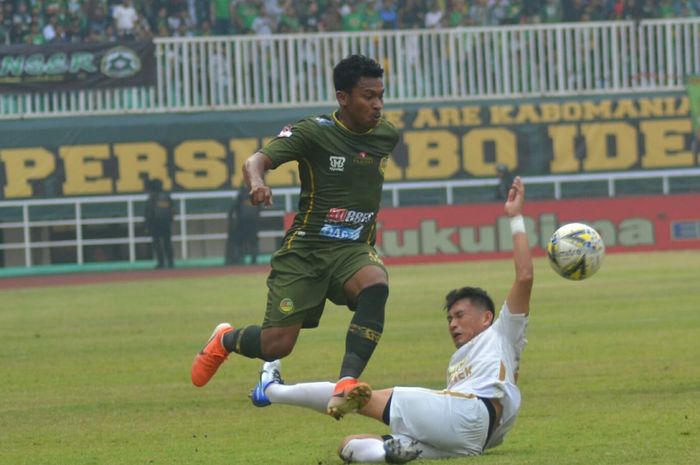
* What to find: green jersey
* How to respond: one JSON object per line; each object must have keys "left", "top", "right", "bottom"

{"left": 262, "top": 112, "right": 400, "bottom": 248}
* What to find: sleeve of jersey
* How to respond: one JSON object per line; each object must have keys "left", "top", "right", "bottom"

{"left": 494, "top": 303, "right": 529, "bottom": 353}
{"left": 260, "top": 121, "right": 312, "bottom": 169}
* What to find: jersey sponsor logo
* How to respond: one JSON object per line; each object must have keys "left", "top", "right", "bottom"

{"left": 277, "top": 125, "right": 293, "bottom": 138}
{"left": 326, "top": 208, "right": 374, "bottom": 224}
{"left": 447, "top": 358, "right": 473, "bottom": 386}
{"left": 320, "top": 223, "right": 363, "bottom": 240}
{"left": 353, "top": 152, "right": 374, "bottom": 166}
{"left": 329, "top": 156, "right": 346, "bottom": 172}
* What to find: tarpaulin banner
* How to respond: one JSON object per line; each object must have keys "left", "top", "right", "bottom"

{"left": 368, "top": 194, "right": 700, "bottom": 264}
{"left": 687, "top": 75, "right": 700, "bottom": 135}
{"left": 0, "top": 41, "right": 155, "bottom": 93}
{"left": 0, "top": 92, "right": 696, "bottom": 199}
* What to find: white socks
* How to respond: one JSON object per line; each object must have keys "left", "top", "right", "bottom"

{"left": 339, "top": 438, "right": 386, "bottom": 463}
{"left": 265, "top": 381, "right": 335, "bottom": 414}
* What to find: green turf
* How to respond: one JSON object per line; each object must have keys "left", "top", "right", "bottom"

{"left": 1, "top": 251, "right": 699, "bottom": 465}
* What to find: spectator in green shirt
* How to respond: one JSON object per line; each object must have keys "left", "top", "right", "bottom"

{"left": 365, "top": 1, "right": 382, "bottom": 30}
{"left": 447, "top": 0, "right": 469, "bottom": 27}
{"left": 211, "top": 0, "right": 234, "bottom": 34}
{"left": 278, "top": 3, "right": 302, "bottom": 33}
{"left": 503, "top": 0, "right": 523, "bottom": 24}
{"left": 25, "top": 21, "right": 46, "bottom": 44}
{"left": 539, "top": 0, "right": 561, "bottom": 22}
{"left": 658, "top": 0, "right": 676, "bottom": 17}
{"left": 342, "top": 2, "right": 366, "bottom": 31}
{"left": 237, "top": 0, "right": 260, "bottom": 34}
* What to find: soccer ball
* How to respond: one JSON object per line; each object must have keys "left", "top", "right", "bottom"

{"left": 547, "top": 223, "right": 605, "bottom": 280}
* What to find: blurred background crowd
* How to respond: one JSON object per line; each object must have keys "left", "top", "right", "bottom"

{"left": 1, "top": 0, "right": 699, "bottom": 45}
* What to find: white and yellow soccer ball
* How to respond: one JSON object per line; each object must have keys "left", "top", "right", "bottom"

{"left": 547, "top": 223, "right": 605, "bottom": 280}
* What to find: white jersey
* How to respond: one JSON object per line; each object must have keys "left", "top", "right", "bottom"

{"left": 445, "top": 302, "right": 528, "bottom": 449}
{"left": 112, "top": 5, "right": 138, "bottom": 32}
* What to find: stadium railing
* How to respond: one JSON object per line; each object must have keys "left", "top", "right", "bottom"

{"left": 2, "top": 18, "right": 699, "bottom": 118}
{"left": 1, "top": 168, "right": 699, "bottom": 268}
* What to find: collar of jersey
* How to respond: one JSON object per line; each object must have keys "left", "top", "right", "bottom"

{"left": 333, "top": 111, "right": 375, "bottom": 136}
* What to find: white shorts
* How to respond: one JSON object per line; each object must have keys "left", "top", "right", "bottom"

{"left": 388, "top": 387, "right": 490, "bottom": 459}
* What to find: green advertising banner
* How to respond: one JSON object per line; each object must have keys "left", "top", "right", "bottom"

{"left": 687, "top": 75, "right": 700, "bottom": 133}
{"left": 0, "top": 41, "right": 156, "bottom": 93}
{"left": 0, "top": 91, "right": 694, "bottom": 200}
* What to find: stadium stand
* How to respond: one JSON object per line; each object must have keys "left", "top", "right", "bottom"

{"left": 1, "top": 0, "right": 699, "bottom": 45}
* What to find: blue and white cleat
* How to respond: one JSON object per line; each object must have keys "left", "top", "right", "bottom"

{"left": 250, "top": 359, "right": 283, "bottom": 407}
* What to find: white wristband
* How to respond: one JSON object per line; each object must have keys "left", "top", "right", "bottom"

{"left": 510, "top": 215, "right": 526, "bottom": 235}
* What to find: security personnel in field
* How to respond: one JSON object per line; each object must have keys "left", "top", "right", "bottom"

{"left": 144, "top": 179, "right": 175, "bottom": 269}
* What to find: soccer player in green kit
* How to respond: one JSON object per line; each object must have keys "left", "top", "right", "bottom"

{"left": 191, "top": 54, "right": 400, "bottom": 420}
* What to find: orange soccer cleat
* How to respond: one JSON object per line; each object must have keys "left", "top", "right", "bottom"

{"left": 327, "top": 377, "right": 372, "bottom": 420}
{"left": 191, "top": 323, "right": 234, "bottom": 387}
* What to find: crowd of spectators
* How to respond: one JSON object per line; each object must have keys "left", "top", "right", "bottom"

{"left": 1, "top": 0, "right": 699, "bottom": 46}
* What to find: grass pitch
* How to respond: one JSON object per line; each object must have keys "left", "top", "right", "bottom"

{"left": 1, "top": 251, "right": 699, "bottom": 465}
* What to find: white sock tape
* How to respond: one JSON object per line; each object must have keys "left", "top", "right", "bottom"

{"left": 510, "top": 215, "right": 526, "bottom": 235}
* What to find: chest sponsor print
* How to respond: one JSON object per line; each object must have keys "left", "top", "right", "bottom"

{"left": 353, "top": 151, "right": 375, "bottom": 166}
{"left": 320, "top": 223, "right": 364, "bottom": 240}
{"left": 326, "top": 208, "right": 375, "bottom": 224}
{"left": 329, "top": 156, "right": 346, "bottom": 172}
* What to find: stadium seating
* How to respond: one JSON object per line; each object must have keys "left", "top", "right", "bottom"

{"left": 1, "top": 0, "right": 699, "bottom": 45}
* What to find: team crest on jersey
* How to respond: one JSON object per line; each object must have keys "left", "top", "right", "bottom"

{"left": 277, "top": 125, "right": 293, "bottom": 138}
{"left": 279, "top": 298, "right": 294, "bottom": 314}
{"left": 329, "top": 156, "right": 346, "bottom": 172}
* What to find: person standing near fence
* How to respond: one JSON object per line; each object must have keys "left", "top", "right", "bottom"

{"left": 144, "top": 179, "right": 175, "bottom": 269}
{"left": 191, "top": 54, "right": 400, "bottom": 420}
{"left": 225, "top": 183, "right": 262, "bottom": 265}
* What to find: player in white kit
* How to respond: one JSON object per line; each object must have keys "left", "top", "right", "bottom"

{"left": 249, "top": 176, "right": 533, "bottom": 463}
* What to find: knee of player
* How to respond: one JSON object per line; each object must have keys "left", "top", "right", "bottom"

{"left": 260, "top": 339, "right": 295, "bottom": 360}
{"left": 347, "top": 267, "right": 389, "bottom": 297}
{"left": 260, "top": 326, "right": 300, "bottom": 360}
{"left": 359, "top": 269, "right": 389, "bottom": 290}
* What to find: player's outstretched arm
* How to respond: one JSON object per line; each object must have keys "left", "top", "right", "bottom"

{"left": 504, "top": 176, "right": 533, "bottom": 315}
{"left": 243, "top": 152, "right": 274, "bottom": 207}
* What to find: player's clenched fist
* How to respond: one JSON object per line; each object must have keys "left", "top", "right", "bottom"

{"left": 249, "top": 185, "right": 272, "bottom": 207}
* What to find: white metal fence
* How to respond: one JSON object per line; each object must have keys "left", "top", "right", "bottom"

{"left": 2, "top": 18, "right": 699, "bottom": 119}
{"left": 1, "top": 168, "right": 698, "bottom": 268}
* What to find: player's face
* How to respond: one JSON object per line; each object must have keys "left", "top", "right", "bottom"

{"left": 446, "top": 298, "right": 493, "bottom": 348}
{"left": 336, "top": 77, "right": 384, "bottom": 133}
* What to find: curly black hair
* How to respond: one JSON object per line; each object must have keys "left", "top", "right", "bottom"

{"left": 333, "top": 54, "right": 384, "bottom": 93}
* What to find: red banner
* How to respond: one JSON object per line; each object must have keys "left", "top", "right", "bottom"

{"left": 371, "top": 194, "right": 700, "bottom": 265}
